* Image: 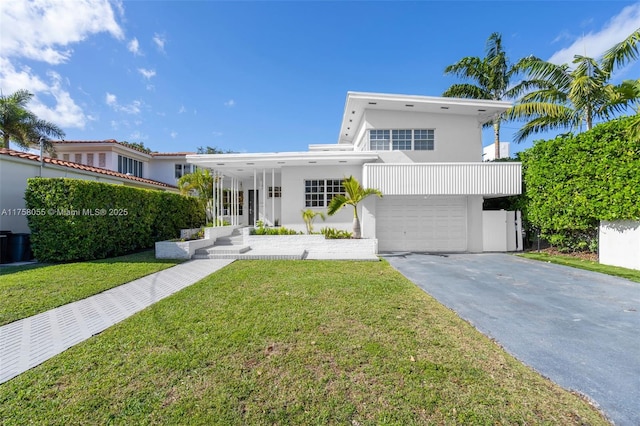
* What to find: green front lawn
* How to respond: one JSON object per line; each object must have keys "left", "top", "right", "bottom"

{"left": 0, "top": 250, "right": 182, "bottom": 326}
{"left": 0, "top": 260, "right": 608, "bottom": 425}
{"left": 518, "top": 252, "right": 640, "bottom": 283}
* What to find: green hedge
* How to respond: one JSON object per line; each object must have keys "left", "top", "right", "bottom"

{"left": 25, "top": 178, "right": 205, "bottom": 262}
{"left": 521, "top": 115, "right": 640, "bottom": 252}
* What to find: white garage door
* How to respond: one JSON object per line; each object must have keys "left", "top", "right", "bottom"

{"left": 376, "top": 196, "right": 467, "bottom": 252}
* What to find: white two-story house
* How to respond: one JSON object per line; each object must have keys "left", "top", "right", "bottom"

{"left": 187, "top": 92, "right": 522, "bottom": 252}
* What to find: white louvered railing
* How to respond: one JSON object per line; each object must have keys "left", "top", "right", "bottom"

{"left": 363, "top": 162, "right": 522, "bottom": 196}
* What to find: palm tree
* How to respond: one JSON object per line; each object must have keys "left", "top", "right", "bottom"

{"left": 443, "top": 32, "right": 522, "bottom": 159}
{"left": 327, "top": 176, "right": 382, "bottom": 239}
{"left": 301, "top": 209, "right": 325, "bottom": 234}
{"left": 509, "top": 28, "right": 640, "bottom": 142}
{"left": 0, "top": 89, "right": 65, "bottom": 152}
{"left": 178, "top": 168, "right": 214, "bottom": 221}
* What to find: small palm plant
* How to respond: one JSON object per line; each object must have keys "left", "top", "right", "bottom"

{"left": 301, "top": 209, "right": 325, "bottom": 234}
{"left": 327, "top": 175, "right": 382, "bottom": 239}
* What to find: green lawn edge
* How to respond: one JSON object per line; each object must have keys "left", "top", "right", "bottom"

{"left": 0, "top": 250, "right": 182, "bottom": 326}
{"left": 0, "top": 260, "right": 609, "bottom": 425}
{"left": 517, "top": 252, "right": 640, "bottom": 283}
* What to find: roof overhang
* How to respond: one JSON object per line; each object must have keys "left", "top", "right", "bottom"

{"left": 339, "top": 92, "right": 512, "bottom": 145}
{"left": 186, "top": 151, "right": 379, "bottom": 178}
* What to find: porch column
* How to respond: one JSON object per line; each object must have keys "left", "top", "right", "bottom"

{"left": 262, "top": 169, "right": 266, "bottom": 224}
{"left": 271, "top": 168, "right": 275, "bottom": 225}
{"left": 253, "top": 169, "right": 257, "bottom": 226}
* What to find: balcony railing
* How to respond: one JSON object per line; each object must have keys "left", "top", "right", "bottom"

{"left": 363, "top": 162, "right": 522, "bottom": 196}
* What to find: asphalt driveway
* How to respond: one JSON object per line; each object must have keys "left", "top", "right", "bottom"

{"left": 382, "top": 253, "right": 639, "bottom": 426}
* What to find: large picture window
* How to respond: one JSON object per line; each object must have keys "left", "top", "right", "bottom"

{"left": 369, "top": 129, "right": 435, "bottom": 151}
{"left": 304, "top": 179, "right": 345, "bottom": 207}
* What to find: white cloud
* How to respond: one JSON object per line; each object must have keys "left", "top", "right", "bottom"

{"left": 0, "top": 58, "right": 88, "bottom": 128}
{"left": 212, "top": 131, "right": 223, "bottom": 137}
{"left": 548, "top": 4, "right": 640, "bottom": 65}
{"left": 0, "top": 0, "right": 124, "bottom": 64}
{"left": 129, "top": 130, "right": 148, "bottom": 141}
{"left": 138, "top": 68, "right": 156, "bottom": 79}
{"left": 153, "top": 33, "right": 166, "bottom": 53}
{"left": 178, "top": 105, "right": 186, "bottom": 114}
{"left": 224, "top": 99, "right": 235, "bottom": 107}
{"left": 128, "top": 38, "right": 141, "bottom": 56}
{"left": 170, "top": 131, "right": 178, "bottom": 139}
{"left": 105, "top": 92, "right": 142, "bottom": 114}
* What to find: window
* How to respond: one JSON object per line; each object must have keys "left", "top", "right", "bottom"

{"left": 414, "top": 129, "right": 434, "bottom": 150}
{"left": 305, "top": 179, "right": 345, "bottom": 207}
{"left": 74, "top": 153, "right": 82, "bottom": 164}
{"left": 175, "top": 163, "right": 195, "bottom": 179}
{"left": 86, "top": 153, "right": 94, "bottom": 167}
{"left": 392, "top": 129, "right": 412, "bottom": 150}
{"left": 62, "top": 154, "right": 70, "bottom": 161}
{"left": 98, "top": 153, "right": 106, "bottom": 168}
{"left": 369, "top": 129, "right": 435, "bottom": 151}
{"left": 268, "top": 186, "right": 281, "bottom": 198}
{"left": 369, "top": 130, "right": 390, "bottom": 150}
{"left": 117, "top": 155, "right": 143, "bottom": 177}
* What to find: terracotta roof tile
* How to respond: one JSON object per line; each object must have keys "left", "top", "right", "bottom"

{"left": 0, "top": 148, "right": 176, "bottom": 189}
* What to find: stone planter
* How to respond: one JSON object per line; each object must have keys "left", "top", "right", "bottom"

{"left": 155, "top": 225, "right": 239, "bottom": 259}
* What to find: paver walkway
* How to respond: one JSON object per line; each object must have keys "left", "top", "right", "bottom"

{"left": 0, "top": 259, "right": 233, "bottom": 384}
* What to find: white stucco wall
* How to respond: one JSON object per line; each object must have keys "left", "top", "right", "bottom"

{"left": 279, "top": 165, "right": 363, "bottom": 233}
{"left": 354, "top": 110, "right": 483, "bottom": 162}
{"left": 599, "top": 220, "right": 640, "bottom": 270}
{"left": 482, "top": 210, "right": 523, "bottom": 252}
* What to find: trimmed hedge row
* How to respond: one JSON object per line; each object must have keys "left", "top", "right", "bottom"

{"left": 521, "top": 115, "right": 640, "bottom": 252}
{"left": 25, "top": 178, "right": 205, "bottom": 262}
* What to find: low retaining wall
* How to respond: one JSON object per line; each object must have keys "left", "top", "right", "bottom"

{"left": 599, "top": 220, "right": 640, "bottom": 270}
{"left": 156, "top": 226, "right": 238, "bottom": 259}
{"left": 243, "top": 229, "right": 378, "bottom": 255}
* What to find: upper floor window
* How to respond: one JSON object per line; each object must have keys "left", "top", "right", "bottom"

{"left": 118, "top": 155, "right": 143, "bottom": 177}
{"left": 369, "top": 130, "right": 390, "bottom": 150}
{"left": 86, "top": 153, "right": 94, "bottom": 167}
{"left": 175, "top": 164, "right": 195, "bottom": 179}
{"left": 305, "top": 179, "right": 344, "bottom": 207}
{"left": 369, "top": 129, "right": 435, "bottom": 151}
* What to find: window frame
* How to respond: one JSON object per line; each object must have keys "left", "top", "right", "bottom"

{"left": 304, "top": 179, "right": 345, "bottom": 208}
{"left": 369, "top": 129, "right": 435, "bottom": 151}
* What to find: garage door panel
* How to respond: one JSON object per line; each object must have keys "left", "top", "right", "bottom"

{"left": 377, "top": 196, "right": 467, "bottom": 252}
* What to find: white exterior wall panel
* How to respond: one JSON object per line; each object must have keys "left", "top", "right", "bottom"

{"left": 364, "top": 163, "right": 521, "bottom": 196}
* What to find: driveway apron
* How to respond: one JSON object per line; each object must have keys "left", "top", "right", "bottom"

{"left": 383, "top": 253, "right": 640, "bottom": 426}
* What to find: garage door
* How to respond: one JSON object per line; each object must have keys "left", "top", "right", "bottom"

{"left": 376, "top": 196, "right": 467, "bottom": 252}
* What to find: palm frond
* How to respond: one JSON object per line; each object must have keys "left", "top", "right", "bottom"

{"left": 602, "top": 28, "right": 640, "bottom": 73}
{"left": 442, "top": 84, "right": 491, "bottom": 100}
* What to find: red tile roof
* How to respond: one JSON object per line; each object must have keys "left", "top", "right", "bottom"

{"left": 50, "top": 140, "right": 194, "bottom": 157}
{"left": 0, "top": 148, "right": 176, "bottom": 189}
{"left": 151, "top": 152, "right": 195, "bottom": 157}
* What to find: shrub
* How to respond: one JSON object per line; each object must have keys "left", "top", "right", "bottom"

{"left": 320, "top": 227, "right": 353, "bottom": 239}
{"left": 25, "top": 178, "right": 204, "bottom": 262}
{"left": 521, "top": 115, "right": 640, "bottom": 252}
{"left": 251, "top": 221, "right": 301, "bottom": 235}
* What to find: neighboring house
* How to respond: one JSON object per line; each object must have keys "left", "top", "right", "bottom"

{"left": 187, "top": 92, "right": 522, "bottom": 252}
{"left": 50, "top": 140, "right": 195, "bottom": 186}
{"left": 483, "top": 142, "right": 510, "bottom": 161}
{"left": 0, "top": 148, "right": 178, "bottom": 233}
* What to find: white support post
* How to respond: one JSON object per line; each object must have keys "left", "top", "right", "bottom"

{"left": 253, "top": 169, "right": 257, "bottom": 226}
{"left": 262, "top": 169, "right": 266, "bottom": 224}
{"left": 211, "top": 170, "right": 217, "bottom": 227}
{"left": 271, "top": 168, "right": 275, "bottom": 226}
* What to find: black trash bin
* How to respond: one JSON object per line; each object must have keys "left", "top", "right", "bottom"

{"left": 8, "top": 233, "right": 32, "bottom": 262}
{"left": 0, "top": 230, "right": 12, "bottom": 264}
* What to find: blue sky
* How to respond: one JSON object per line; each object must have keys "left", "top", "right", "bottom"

{"left": 1, "top": 0, "right": 639, "bottom": 156}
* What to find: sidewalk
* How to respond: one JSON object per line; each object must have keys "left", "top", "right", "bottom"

{"left": 0, "top": 259, "right": 233, "bottom": 384}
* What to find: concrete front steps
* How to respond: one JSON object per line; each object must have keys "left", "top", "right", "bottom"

{"left": 193, "top": 229, "right": 306, "bottom": 260}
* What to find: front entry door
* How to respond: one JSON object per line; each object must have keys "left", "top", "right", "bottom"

{"left": 248, "top": 190, "right": 259, "bottom": 225}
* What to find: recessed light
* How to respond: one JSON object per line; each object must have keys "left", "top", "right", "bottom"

{"left": 405, "top": 104, "right": 414, "bottom": 107}
{"left": 347, "top": 127, "right": 350, "bottom": 130}
{"left": 349, "top": 119, "right": 352, "bottom": 123}
{"left": 440, "top": 106, "right": 449, "bottom": 110}
{"left": 478, "top": 109, "right": 486, "bottom": 112}
{"left": 277, "top": 161, "right": 285, "bottom": 164}
{"left": 216, "top": 163, "right": 225, "bottom": 165}
{"left": 246, "top": 162, "right": 254, "bottom": 165}
{"left": 352, "top": 111, "right": 355, "bottom": 114}
{"left": 309, "top": 161, "right": 317, "bottom": 164}
{"left": 339, "top": 160, "right": 347, "bottom": 163}
{"left": 368, "top": 102, "right": 377, "bottom": 105}
{"left": 237, "top": 169, "right": 244, "bottom": 171}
